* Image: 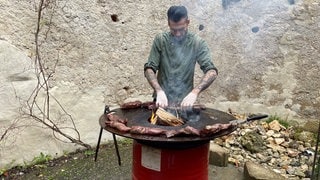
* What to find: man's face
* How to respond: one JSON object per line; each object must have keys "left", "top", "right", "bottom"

{"left": 168, "top": 18, "right": 189, "bottom": 42}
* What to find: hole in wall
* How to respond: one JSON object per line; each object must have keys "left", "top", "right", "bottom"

{"left": 111, "top": 14, "right": 119, "bottom": 22}
{"left": 199, "top": 24, "right": 205, "bottom": 31}
{"left": 251, "top": 26, "right": 259, "bottom": 33}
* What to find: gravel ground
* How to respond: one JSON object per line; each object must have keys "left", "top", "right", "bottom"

{"left": 2, "top": 140, "right": 243, "bottom": 180}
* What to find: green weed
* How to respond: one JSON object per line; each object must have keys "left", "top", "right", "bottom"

{"left": 265, "top": 114, "right": 290, "bottom": 128}
{"left": 84, "top": 150, "right": 95, "bottom": 156}
{"left": 31, "top": 152, "right": 52, "bottom": 165}
{"left": 119, "top": 138, "right": 133, "bottom": 146}
{"left": 0, "top": 160, "right": 16, "bottom": 176}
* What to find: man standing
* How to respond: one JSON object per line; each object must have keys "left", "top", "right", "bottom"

{"left": 144, "top": 5, "right": 218, "bottom": 108}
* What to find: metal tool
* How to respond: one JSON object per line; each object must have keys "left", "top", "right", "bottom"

{"left": 229, "top": 114, "right": 268, "bottom": 124}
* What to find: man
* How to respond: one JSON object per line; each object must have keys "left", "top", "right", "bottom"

{"left": 144, "top": 5, "right": 218, "bottom": 108}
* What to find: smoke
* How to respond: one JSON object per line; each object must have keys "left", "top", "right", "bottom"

{"left": 163, "top": 0, "right": 297, "bottom": 104}
{"left": 180, "top": 0, "right": 297, "bottom": 61}
{"left": 165, "top": 0, "right": 299, "bottom": 103}
{"left": 163, "top": 39, "right": 197, "bottom": 105}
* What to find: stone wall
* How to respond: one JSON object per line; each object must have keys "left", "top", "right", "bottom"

{"left": 0, "top": 0, "right": 319, "bottom": 168}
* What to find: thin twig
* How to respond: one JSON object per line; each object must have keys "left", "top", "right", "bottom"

{"left": 23, "top": 0, "right": 91, "bottom": 149}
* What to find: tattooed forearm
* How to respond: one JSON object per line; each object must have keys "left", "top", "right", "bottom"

{"left": 193, "top": 69, "right": 217, "bottom": 94}
{"left": 144, "top": 68, "right": 162, "bottom": 92}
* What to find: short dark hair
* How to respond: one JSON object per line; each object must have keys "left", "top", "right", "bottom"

{"left": 167, "top": 6, "right": 188, "bottom": 22}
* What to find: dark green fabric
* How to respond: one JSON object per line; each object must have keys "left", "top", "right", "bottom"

{"left": 144, "top": 31, "right": 216, "bottom": 104}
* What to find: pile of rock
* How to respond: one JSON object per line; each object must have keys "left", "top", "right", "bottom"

{"left": 212, "top": 119, "right": 316, "bottom": 179}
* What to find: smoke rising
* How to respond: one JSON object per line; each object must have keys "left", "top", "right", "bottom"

{"left": 180, "top": 0, "right": 296, "bottom": 62}
{"left": 174, "top": 0, "right": 298, "bottom": 102}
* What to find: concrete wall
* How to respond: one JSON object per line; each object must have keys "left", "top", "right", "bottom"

{"left": 0, "top": 0, "right": 319, "bottom": 168}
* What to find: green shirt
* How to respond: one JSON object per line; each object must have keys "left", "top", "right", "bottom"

{"left": 144, "top": 31, "right": 216, "bottom": 104}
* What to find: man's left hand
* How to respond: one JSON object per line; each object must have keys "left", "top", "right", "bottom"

{"left": 181, "top": 92, "right": 198, "bottom": 107}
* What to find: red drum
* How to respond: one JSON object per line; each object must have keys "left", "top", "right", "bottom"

{"left": 132, "top": 140, "right": 209, "bottom": 180}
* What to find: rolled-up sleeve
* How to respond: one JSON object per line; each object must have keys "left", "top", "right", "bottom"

{"left": 144, "top": 34, "right": 162, "bottom": 73}
{"left": 196, "top": 39, "right": 218, "bottom": 74}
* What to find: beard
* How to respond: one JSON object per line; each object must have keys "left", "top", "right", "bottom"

{"left": 171, "top": 30, "right": 187, "bottom": 44}
{"left": 172, "top": 35, "right": 185, "bottom": 42}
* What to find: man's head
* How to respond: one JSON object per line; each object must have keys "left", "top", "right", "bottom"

{"left": 167, "top": 6, "right": 190, "bottom": 41}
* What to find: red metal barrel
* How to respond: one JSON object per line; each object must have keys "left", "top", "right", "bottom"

{"left": 132, "top": 140, "right": 209, "bottom": 180}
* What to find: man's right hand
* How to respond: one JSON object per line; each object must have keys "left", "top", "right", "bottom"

{"left": 156, "top": 90, "right": 168, "bottom": 108}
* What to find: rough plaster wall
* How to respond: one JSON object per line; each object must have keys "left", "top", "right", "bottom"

{"left": 0, "top": 0, "right": 319, "bottom": 168}
{"left": 0, "top": 0, "right": 181, "bottom": 168}
{"left": 182, "top": 0, "right": 320, "bottom": 118}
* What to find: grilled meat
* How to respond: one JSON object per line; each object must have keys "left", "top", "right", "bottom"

{"left": 105, "top": 121, "right": 131, "bottom": 132}
{"left": 165, "top": 126, "right": 200, "bottom": 138}
{"left": 106, "top": 113, "right": 128, "bottom": 124}
{"left": 130, "top": 126, "right": 165, "bottom": 135}
{"left": 120, "top": 100, "right": 143, "bottom": 109}
{"left": 200, "top": 123, "right": 234, "bottom": 136}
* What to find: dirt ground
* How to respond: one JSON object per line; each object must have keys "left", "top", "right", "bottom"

{"left": 1, "top": 140, "right": 244, "bottom": 180}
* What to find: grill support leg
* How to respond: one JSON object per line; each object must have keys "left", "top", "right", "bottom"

{"left": 113, "top": 133, "right": 122, "bottom": 166}
{"left": 95, "top": 105, "right": 111, "bottom": 162}
{"left": 94, "top": 127, "right": 103, "bottom": 162}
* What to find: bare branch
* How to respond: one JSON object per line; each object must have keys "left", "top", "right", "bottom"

{"left": 20, "top": 0, "right": 92, "bottom": 149}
